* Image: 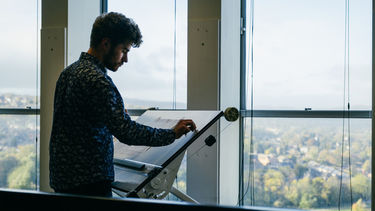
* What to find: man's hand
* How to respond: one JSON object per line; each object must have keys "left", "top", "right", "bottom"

{"left": 173, "top": 119, "right": 197, "bottom": 139}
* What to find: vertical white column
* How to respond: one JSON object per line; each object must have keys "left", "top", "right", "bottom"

{"left": 187, "top": 0, "right": 241, "bottom": 204}
{"left": 187, "top": 0, "right": 221, "bottom": 204}
{"left": 219, "top": 0, "right": 241, "bottom": 206}
{"left": 40, "top": 0, "right": 68, "bottom": 192}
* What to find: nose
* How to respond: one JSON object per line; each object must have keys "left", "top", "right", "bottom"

{"left": 122, "top": 54, "right": 128, "bottom": 63}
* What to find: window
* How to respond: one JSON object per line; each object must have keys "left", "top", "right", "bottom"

{"left": 0, "top": 1, "right": 40, "bottom": 99}
{"left": 0, "top": 0, "right": 40, "bottom": 190}
{"left": 240, "top": 0, "right": 372, "bottom": 210}
{"left": 107, "top": 0, "right": 187, "bottom": 109}
{"left": 242, "top": 118, "right": 371, "bottom": 209}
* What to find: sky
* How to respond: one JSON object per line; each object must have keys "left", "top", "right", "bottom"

{"left": 0, "top": 0, "right": 39, "bottom": 96}
{"left": 0, "top": 0, "right": 372, "bottom": 110}
{"left": 107, "top": 0, "right": 188, "bottom": 109}
{"left": 247, "top": 0, "right": 372, "bottom": 110}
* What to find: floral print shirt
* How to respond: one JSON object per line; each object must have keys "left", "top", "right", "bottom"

{"left": 49, "top": 52, "right": 175, "bottom": 190}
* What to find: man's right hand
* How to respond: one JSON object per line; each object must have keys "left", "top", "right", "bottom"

{"left": 173, "top": 119, "right": 197, "bottom": 139}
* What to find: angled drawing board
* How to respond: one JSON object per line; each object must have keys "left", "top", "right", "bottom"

{"left": 112, "top": 110, "right": 223, "bottom": 196}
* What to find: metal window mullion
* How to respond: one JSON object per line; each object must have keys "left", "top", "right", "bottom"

{"left": 0, "top": 108, "right": 148, "bottom": 116}
{"left": 1, "top": 108, "right": 370, "bottom": 119}
{"left": 240, "top": 110, "right": 372, "bottom": 119}
{"left": 0, "top": 108, "right": 40, "bottom": 115}
{"left": 239, "top": 0, "right": 247, "bottom": 205}
{"left": 100, "top": 0, "right": 108, "bottom": 14}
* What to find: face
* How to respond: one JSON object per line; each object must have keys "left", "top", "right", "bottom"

{"left": 103, "top": 42, "right": 132, "bottom": 72}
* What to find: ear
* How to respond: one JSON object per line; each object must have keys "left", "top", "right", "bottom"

{"left": 101, "top": 38, "right": 111, "bottom": 52}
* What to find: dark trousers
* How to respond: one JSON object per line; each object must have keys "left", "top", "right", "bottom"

{"left": 54, "top": 180, "right": 113, "bottom": 197}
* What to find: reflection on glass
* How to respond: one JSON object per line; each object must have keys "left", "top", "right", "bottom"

{"left": 246, "top": 0, "right": 371, "bottom": 110}
{"left": 242, "top": 118, "right": 371, "bottom": 210}
{"left": 108, "top": 0, "right": 187, "bottom": 109}
{"left": 0, "top": 115, "right": 39, "bottom": 190}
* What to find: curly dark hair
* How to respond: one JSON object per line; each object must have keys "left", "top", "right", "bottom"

{"left": 90, "top": 12, "right": 143, "bottom": 48}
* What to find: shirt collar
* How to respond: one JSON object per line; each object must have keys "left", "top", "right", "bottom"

{"left": 79, "top": 52, "right": 107, "bottom": 74}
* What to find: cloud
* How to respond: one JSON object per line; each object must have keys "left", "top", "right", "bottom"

{"left": 108, "top": 46, "right": 187, "bottom": 104}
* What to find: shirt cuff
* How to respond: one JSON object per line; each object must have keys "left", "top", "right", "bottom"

{"left": 166, "top": 129, "right": 176, "bottom": 144}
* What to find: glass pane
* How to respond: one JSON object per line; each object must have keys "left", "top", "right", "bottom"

{"left": 242, "top": 117, "right": 371, "bottom": 210}
{"left": 107, "top": 0, "right": 188, "bottom": 109}
{"left": 0, "top": 115, "right": 39, "bottom": 190}
{"left": 245, "top": 0, "right": 372, "bottom": 110}
{"left": 0, "top": 0, "right": 40, "bottom": 108}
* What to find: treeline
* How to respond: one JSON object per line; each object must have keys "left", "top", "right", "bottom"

{"left": 0, "top": 144, "right": 37, "bottom": 189}
{"left": 243, "top": 168, "right": 370, "bottom": 209}
{"left": 0, "top": 115, "right": 38, "bottom": 190}
{"left": 242, "top": 118, "right": 371, "bottom": 210}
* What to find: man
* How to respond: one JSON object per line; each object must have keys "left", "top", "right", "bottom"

{"left": 49, "top": 12, "right": 196, "bottom": 197}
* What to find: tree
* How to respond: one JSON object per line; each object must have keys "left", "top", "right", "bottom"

{"left": 263, "top": 169, "right": 286, "bottom": 206}
{"left": 264, "top": 169, "right": 284, "bottom": 193}
{"left": 304, "top": 146, "right": 319, "bottom": 161}
{"left": 0, "top": 156, "right": 18, "bottom": 187}
{"left": 294, "top": 164, "right": 307, "bottom": 179}
{"left": 351, "top": 174, "right": 371, "bottom": 202}
{"left": 322, "top": 176, "right": 340, "bottom": 207}
{"left": 299, "top": 193, "right": 318, "bottom": 209}
{"left": 297, "top": 177, "right": 319, "bottom": 208}
{"left": 7, "top": 145, "right": 36, "bottom": 189}
{"left": 352, "top": 198, "right": 367, "bottom": 211}
{"left": 284, "top": 179, "right": 300, "bottom": 207}
{"left": 311, "top": 177, "right": 326, "bottom": 207}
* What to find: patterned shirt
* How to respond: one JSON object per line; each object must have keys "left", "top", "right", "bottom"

{"left": 49, "top": 52, "right": 176, "bottom": 191}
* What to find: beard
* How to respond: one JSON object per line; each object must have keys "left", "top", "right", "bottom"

{"left": 103, "top": 47, "right": 121, "bottom": 72}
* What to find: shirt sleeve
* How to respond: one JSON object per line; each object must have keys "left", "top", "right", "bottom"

{"left": 89, "top": 74, "right": 176, "bottom": 146}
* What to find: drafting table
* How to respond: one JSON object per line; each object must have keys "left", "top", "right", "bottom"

{"left": 111, "top": 110, "right": 224, "bottom": 202}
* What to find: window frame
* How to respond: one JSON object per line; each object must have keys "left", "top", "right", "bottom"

{"left": 238, "top": 0, "right": 373, "bottom": 208}
{"left": 0, "top": 0, "right": 41, "bottom": 191}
